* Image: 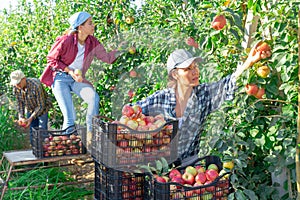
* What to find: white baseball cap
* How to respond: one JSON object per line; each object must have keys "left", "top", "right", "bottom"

{"left": 167, "top": 49, "right": 202, "bottom": 74}
{"left": 10, "top": 70, "right": 25, "bottom": 85}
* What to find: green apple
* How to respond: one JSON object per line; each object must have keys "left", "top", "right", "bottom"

{"left": 207, "top": 163, "right": 219, "bottom": 172}
{"left": 185, "top": 166, "right": 197, "bottom": 176}
{"left": 74, "top": 69, "right": 82, "bottom": 76}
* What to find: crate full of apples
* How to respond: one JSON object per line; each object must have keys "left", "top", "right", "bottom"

{"left": 32, "top": 126, "right": 87, "bottom": 159}
{"left": 94, "top": 161, "right": 152, "bottom": 200}
{"left": 91, "top": 104, "right": 179, "bottom": 169}
{"left": 153, "top": 156, "right": 232, "bottom": 200}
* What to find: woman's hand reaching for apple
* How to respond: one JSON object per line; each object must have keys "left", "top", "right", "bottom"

{"left": 233, "top": 41, "right": 272, "bottom": 78}
{"left": 246, "top": 41, "right": 272, "bottom": 67}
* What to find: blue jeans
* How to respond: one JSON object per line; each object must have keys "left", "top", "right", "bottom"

{"left": 27, "top": 112, "right": 48, "bottom": 146}
{"left": 51, "top": 72, "right": 99, "bottom": 132}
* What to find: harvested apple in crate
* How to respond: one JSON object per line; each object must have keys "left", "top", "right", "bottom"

{"left": 32, "top": 126, "right": 87, "bottom": 158}
{"left": 153, "top": 156, "right": 233, "bottom": 200}
{"left": 91, "top": 104, "right": 179, "bottom": 170}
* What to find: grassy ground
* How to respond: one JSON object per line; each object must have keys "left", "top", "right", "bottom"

{"left": 0, "top": 103, "right": 95, "bottom": 200}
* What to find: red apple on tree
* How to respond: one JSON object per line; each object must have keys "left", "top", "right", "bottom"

{"left": 256, "top": 65, "right": 270, "bottom": 78}
{"left": 129, "top": 70, "right": 137, "bottom": 77}
{"left": 186, "top": 37, "right": 199, "bottom": 48}
{"left": 211, "top": 15, "right": 227, "bottom": 30}
{"left": 256, "top": 41, "right": 271, "bottom": 53}
{"left": 245, "top": 84, "right": 259, "bottom": 96}
{"left": 128, "top": 46, "right": 136, "bottom": 54}
{"left": 128, "top": 89, "right": 135, "bottom": 99}
{"left": 254, "top": 87, "right": 265, "bottom": 99}
{"left": 125, "top": 16, "right": 135, "bottom": 24}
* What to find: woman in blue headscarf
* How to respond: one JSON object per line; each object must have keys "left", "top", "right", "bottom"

{"left": 40, "top": 11, "right": 123, "bottom": 149}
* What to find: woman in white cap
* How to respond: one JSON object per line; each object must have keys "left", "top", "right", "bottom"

{"left": 40, "top": 11, "right": 123, "bottom": 142}
{"left": 10, "top": 70, "right": 52, "bottom": 146}
{"left": 135, "top": 43, "right": 271, "bottom": 162}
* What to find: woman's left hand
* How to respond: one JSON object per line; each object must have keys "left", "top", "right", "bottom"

{"left": 68, "top": 70, "right": 83, "bottom": 82}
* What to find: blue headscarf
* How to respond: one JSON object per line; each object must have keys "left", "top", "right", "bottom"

{"left": 68, "top": 11, "right": 91, "bottom": 33}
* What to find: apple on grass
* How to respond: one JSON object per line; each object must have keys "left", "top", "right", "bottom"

{"left": 128, "top": 46, "right": 136, "bottom": 54}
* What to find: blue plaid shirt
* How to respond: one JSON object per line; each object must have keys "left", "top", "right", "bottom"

{"left": 137, "top": 74, "right": 236, "bottom": 160}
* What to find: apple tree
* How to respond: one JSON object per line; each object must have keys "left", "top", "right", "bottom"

{"left": 0, "top": 0, "right": 300, "bottom": 199}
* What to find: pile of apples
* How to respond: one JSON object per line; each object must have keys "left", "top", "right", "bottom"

{"left": 110, "top": 104, "right": 174, "bottom": 165}
{"left": 120, "top": 172, "right": 144, "bottom": 200}
{"left": 41, "top": 134, "right": 83, "bottom": 157}
{"left": 154, "top": 163, "right": 230, "bottom": 199}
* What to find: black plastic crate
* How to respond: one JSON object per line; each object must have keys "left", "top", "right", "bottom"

{"left": 94, "top": 161, "right": 152, "bottom": 200}
{"left": 32, "top": 125, "right": 87, "bottom": 158}
{"left": 153, "top": 156, "right": 232, "bottom": 200}
{"left": 91, "top": 116, "right": 178, "bottom": 170}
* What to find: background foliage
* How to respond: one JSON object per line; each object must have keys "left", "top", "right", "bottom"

{"left": 0, "top": 0, "right": 299, "bottom": 199}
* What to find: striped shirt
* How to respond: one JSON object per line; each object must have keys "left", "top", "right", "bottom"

{"left": 137, "top": 74, "right": 236, "bottom": 160}
{"left": 13, "top": 78, "right": 52, "bottom": 119}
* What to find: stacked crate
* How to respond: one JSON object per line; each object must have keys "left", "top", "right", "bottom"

{"left": 91, "top": 115, "right": 179, "bottom": 200}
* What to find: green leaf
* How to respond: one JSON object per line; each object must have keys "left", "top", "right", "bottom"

{"left": 244, "top": 189, "right": 258, "bottom": 200}
{"left": 229, "top": 28, "right": 240, "bottom": 40}
{"left": 155, "top": 160, "right": 163, "bottom": 173}
{"left": 138, "top": 165, "right": 153, "bottom": 175}
{"left": 160, "top": 157, "right": 169, "bottom": 173}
